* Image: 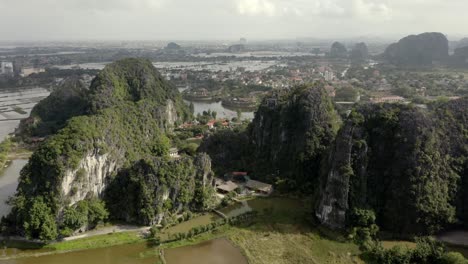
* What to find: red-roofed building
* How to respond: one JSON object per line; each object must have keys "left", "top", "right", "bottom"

{"left": 207, "top": 120, "right": 216, "bottom": 129}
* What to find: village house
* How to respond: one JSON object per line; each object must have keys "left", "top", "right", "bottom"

{"left": 206, "top": 120, "right": 216, "bottom": 129}
{"left": 215, "top": 180, "right": 239, "bottom": 194}
{"left": 224, "top": 171, "right": 248, "bottom": 182}
{"left": 371, "top": 96, "right": 405, "bottom": 104}
{"left": 245, "top": 180, "right": 274, "bottom": 195}
{"left": 169, "top": 148, "right": 180, "bottom": 158}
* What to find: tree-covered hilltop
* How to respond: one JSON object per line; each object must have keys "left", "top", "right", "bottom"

{"left": 18, "top": 58, "right": 191, "bottom": 139}
{"left": 200, "top": 82, "right": 341, "bottom": 193}
{"left": 1, "top": 58, "right": 212, "bottom": 241}
{"left": 18, "top": 76, "right": 90, "bottom": 137}
{"left": 317, "top": 98, "right": 468, "bottom": 235}
{"left": 105, "top": 153, "right": 215, "bottom": 226}
{"left": 329, "top": 42, "right": 348, "bottom": 58}
{"left": 383, "top": 32, "right": 449, "bottom": 66}
{"left": 87, "top": 58, "right": 189, "bottom": 116}
{"left": 249, "top": 83, "right": 341, "bottom": 192}
{"left": 201, "top": 83, "right": 468, "bottom": 237}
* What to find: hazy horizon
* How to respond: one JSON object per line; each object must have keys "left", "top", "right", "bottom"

{"left": 0, "top": 0, "right": 467, "bottom": 42}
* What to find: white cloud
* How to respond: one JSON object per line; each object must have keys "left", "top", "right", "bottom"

{"left": 237, "top": 0, "right": 277, "bottom": 16}
{"left": 351, "top": 0, "right": 392, "bottom": 20}
{"left": 0, "top": 0, "right": 466, "bottom": 40}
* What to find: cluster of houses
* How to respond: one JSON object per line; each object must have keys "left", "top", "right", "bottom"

{"left": 179, "top": 119, "right": 231, "bottom": 130}
{"left": 214, "top": 171, "right": 273, "bottom": 197}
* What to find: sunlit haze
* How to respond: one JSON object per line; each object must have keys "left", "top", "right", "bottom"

{"left": 0, "top": 0, "right": 467, "bottom": 41}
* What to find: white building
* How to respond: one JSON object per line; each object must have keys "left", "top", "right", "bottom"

{"left": 324, "top": 70, "right": 334, "bottom": 82}
{"left": 0, "top": 61, "right": 14, "bottom": 75}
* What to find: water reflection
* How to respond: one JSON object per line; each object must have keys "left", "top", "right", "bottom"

{"left": 164, "top": 238, "right": 248, "bottom": 264}
{"left": 184, "top": 100, "right": 254, "bottom": 120}
{"left": 0, "top": 160, "right": 28, "bottom": 218}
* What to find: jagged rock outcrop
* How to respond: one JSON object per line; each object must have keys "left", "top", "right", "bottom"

{"left": 330, "top": 42, "right": 347, "bottom": 58}
{"left": 61, "top": 152, "right": 119, "bottom": 206}
{"left": 166, "top": 42, "right": 181, "bottom": 50}
{"left": 316, "top": 122, "right": 355, "bottom": 228}
{"left": 228, "top": 44, "right": 246, "bottom": 53}
{"left": 3, "top": 58, "right": 195, "bottom": 239}
{"left": 17, "top": 76, "right": 90, "bottom": 137}
{"left": 317, "top": 100, "right": 467, "bottom": 235}
{"left": 457, "top": 38, "right": 468, "bottom": 49}
{"left": 451, "top": 46, "right": 468, "bottom": 68}
{"left": 350, "top": 42, "right": 369, "bottom": 64}
{"left": 384, "top": 32, "right": 449, "bottom": 66}
{"left": 105, "top": 153, "right": 215, "bottom": 225}
{"left": 200, "top": 83, "right": 341, "bottom": 192}
{"left": 250, "top": 84, "right": 340, "bottom": 190}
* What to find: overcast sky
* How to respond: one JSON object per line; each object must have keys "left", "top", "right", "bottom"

{"left": 0, "top": 0, "right": 466, "bottom": 41}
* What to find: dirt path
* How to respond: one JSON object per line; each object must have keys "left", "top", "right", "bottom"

{"left": 437, "top": 231, "right": 468, "bottom": 246}
{"left": 63, "top": 225, "right": 151, "bottom": 241}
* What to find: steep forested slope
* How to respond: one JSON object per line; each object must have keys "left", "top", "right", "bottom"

{"left": 2, "top": 59, "right": 214, "bottom": 240}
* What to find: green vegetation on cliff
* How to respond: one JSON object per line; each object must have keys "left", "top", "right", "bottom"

{"left": 384, "top": 32, "right": 449, "bottom": 66}
{"left": 201, "top": 82, "right": 340, "bottom": 193}
{"left": 201, "top": 81, "right": 467, "bottom": 239}
{"left": 19, "top": 77, "right": 90, "bottom": 137}
{"left": 105, "top": 153, "right": 215, "bottom": 226}
{"left": 2, "top": 58, "right": 199, "bottom": 241}
{"left": 318, "top": 98, "right": 468, "bottom": 236}
{"left": 0, "top": 138, "right": 13, "bottom": 168}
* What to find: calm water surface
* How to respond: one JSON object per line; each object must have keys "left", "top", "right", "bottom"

{"left": 1, "top": 238, "right": 248, "bottom": 264}
{"left": 0, "top": 160, "right": 27, "bottom": 218}
{"left": 185, "top": 100, "right": 254, "bottom": 120}
{"left": 0, "top": 87, "right": 50, "bottom": 142}
{"left": 165, "top": 238, "right": 248, "bottom": 264}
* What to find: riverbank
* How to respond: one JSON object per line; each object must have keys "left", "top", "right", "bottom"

{"left": 151, "top": 197, "right": 362, "bottom": 264}
{"left": 0, "top": 140, "right": 33, "bottom": 174}
{"left": 1, "top": 197, "right": 364, "bottom": 263}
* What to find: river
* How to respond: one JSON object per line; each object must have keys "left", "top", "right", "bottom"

{"left": 53, "top": 60, "right": 278, "bottom": 72}
{"left": 0, "top": 87, "right": 50, "bottom": 142}
{"left": 0, "top": 160, "right": 27, "bottom": 218}
{"left": 164, "top": 238, "right": 247, "bottom": 264}
{"left": 0, "top": 238, "right": 247, "bottom": 264}
{"left": 178, "top": 87, "right": 255, "bottom": 120}
{"left": 185, "top": 100, "right": 254, "bottom": 120}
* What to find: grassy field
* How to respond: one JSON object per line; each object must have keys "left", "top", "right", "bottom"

{"left": 45, "top": 231, "right": 143, "bottom": 251}
{"left": 227, "top": 198, "right": 362, "bottom": 264}
{"left": 229, "top": 224, "right": 362, "bottom": 264}
{"left": 4, "top": 197, "right": 365, "bottom": 264}
{"left": 157, "top": 197, "right": 363, "bottom": 264}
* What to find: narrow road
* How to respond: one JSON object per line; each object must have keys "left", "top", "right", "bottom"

{"left": 63, "top": 225, "right": 151, "bottom": 241}
{"left": 437, "top": 231, "right": 468, "bottom": 246}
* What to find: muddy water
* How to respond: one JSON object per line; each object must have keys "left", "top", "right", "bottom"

{"left": 0, "top": 87, "right": 50, "bottom": 142}
{"left": 0, "top": 238, "right": 248, "bottom": 264}
{"left": 164, "top": 238, "right": 248, "bottom": 264}
{"left": 0, "top": 159, "right": 27, "bottom": 218}
{"left": 0, "top": 198, "right": 298, "bottom": 263}
{"left": 0, "top": 243, "right": 155, "bottom": 264}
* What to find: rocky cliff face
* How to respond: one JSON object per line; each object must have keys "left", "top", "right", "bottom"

{"left": 105, "top": 153, "right": 215, "bottom": 225}
{"left": 249, "top": 83, "right": 340, "bottom": 191}
{"left": 61, "top": 152, "right": 120, "bottom": 206}
{"left": 5, "top": 59, "right": 194, "bottom": 238}
{"left": 451, "top": 46, "right": 468, "bottom": 68}
{"left": 330, "top": 42, "right": 347, "bottom": 58}
{"left": 17, "top": 76, "right": 90, "bottom": 137}
{"left": 316, "top": 121, "right": 355, "bottom": 228}
{"left": 384, "top": 32, "right": 449, "bottom": 66}
{"left": 317, "top": 101, "right": 467, "bottom": 235}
